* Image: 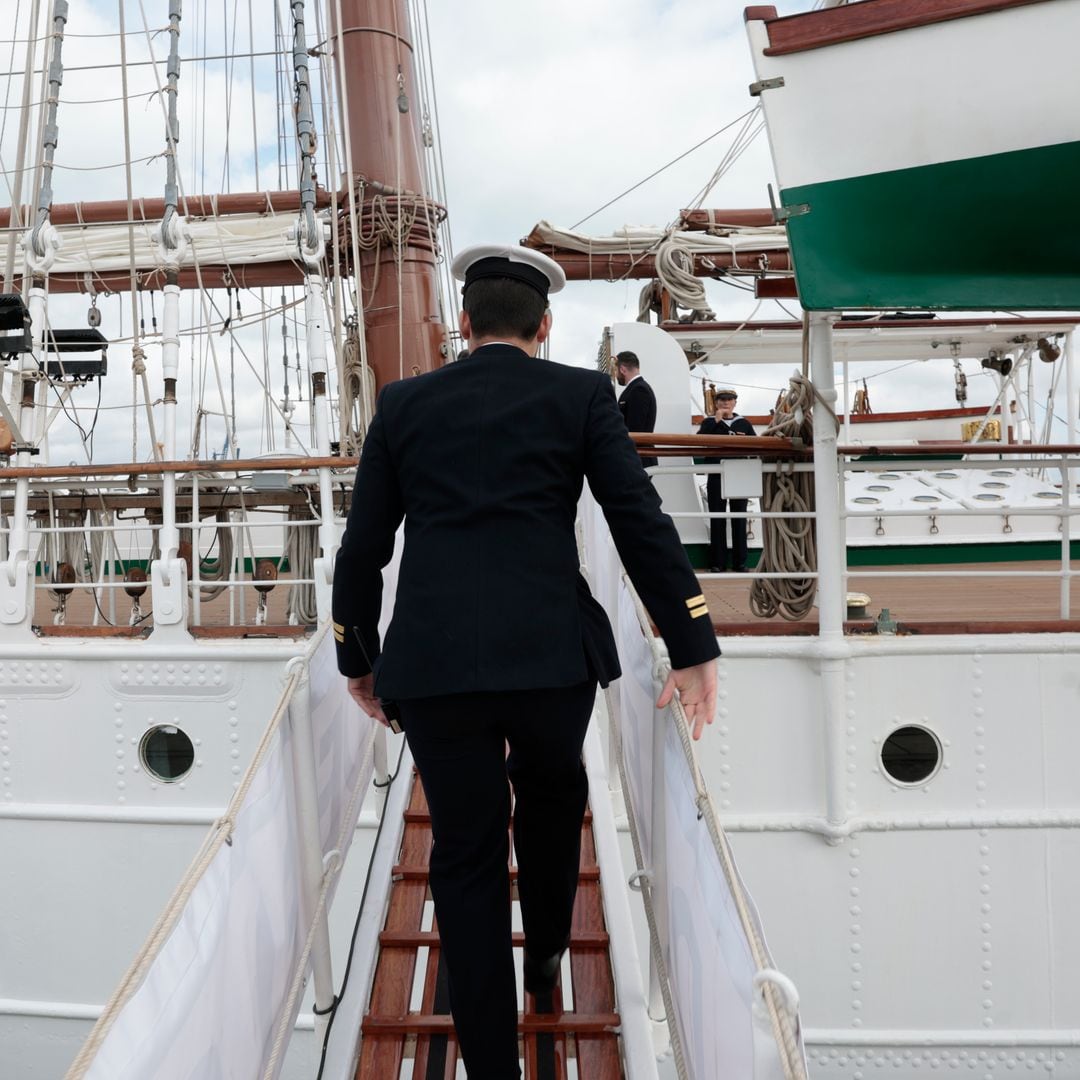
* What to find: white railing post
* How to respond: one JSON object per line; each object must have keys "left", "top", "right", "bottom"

{"left": 809, "top": 312, "right": 849, "bottom": 837}
{"left": 1066, "top": 330, "right": 1077, "bottom": 495}
{"left": 1060, "top": 457, "right": 1072, "bottom": 620}
{"left": 191, "top": 474, "right": 202, "bottom": 627}
{"left": 286, "top": 658, "right": 336, "bottom": 1044}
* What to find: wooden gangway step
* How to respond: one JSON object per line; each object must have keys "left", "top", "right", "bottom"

{"left": 356, "top": 772, "right": 625, "bottom": 1080}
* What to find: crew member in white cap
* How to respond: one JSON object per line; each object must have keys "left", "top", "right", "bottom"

{"left": 333, "top": 243, "right": 718, "bottom": 1079}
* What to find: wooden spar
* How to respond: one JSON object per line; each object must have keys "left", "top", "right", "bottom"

{"left": 521, "top": 213, "right": 790, "bottom": 282}
{"left": 12, "top": 261, "right": 312, "bottom": 295}
{"left": 0, "top": 188, "right": 333, "bottom": 229}
{"left": 677, "top": 208, "right": 777, "bottom": 230}
{"left": 330, "top": 0, "right": 447, "bottom": 390}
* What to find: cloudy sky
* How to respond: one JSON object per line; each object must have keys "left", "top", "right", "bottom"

{"left": 0, "top": 0, "right": 1069, "bottom": 462}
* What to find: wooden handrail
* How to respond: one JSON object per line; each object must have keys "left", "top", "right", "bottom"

{"left": 0, "top": 455, "right": 358, "bottom": 482}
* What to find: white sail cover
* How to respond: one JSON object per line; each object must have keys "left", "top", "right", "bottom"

{"left": 19, "top": 213, "right": 316, "bottom": 276}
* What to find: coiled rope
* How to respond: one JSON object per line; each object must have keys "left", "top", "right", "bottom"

{"left": 339, "top": 319, "right": 376, "bottom": 455}
{"left": 287, "top": 507, "right": 319, "bottom": 624}
{"left": 749, "top": 374, "right": 819, "bottom": 621}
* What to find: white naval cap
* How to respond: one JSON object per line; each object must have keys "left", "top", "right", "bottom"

{"left": 451, "top": 244, "right": 566, "bottom": 300}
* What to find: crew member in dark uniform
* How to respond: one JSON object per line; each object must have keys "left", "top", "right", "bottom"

{"left": 698, "top": 388, "right": 755, "bottom": 572}
{"left": 332, "top": 244, "right": 719, "bottom": 1080}
{"left": 615, "top": 349, "right": 658, "bottom": 469}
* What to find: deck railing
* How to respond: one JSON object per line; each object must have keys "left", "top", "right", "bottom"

{"left": 636, "top": 438, "right": 1080, "bottom": 628}
{"left": 0, "top": 456, "right": 357, "bottom": 633}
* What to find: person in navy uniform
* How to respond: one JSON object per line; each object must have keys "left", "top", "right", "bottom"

{"left": 697, "top": 388, "right": 755, "bottom": 572}
{"left": 332, "top": 244, "right": 718, "bottom": 1080}
{"left": 615, "top": 350, "right": 658, "bottom": 469}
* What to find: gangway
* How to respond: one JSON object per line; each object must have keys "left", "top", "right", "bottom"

{"left": 64, "top": 586, "right": 804, "bottom": 1080}
{"left": 355, "top": 771, "right": 624, "bottom": 1079}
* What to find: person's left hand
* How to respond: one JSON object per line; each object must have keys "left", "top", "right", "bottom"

{"left": 347, "top": 674, "right": 389, "bottom": 726}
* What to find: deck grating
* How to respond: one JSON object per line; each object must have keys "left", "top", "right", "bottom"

{"left": 355, "top": 772, "right": 624, "bottom": 1080}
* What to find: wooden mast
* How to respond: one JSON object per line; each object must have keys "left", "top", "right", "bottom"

{"left": 330, "top": 0, "right": 447, "bottom": 389}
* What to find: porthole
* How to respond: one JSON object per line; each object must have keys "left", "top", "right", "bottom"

{"left": 867, "top": 484, "right": 893, "bottom": 492}
{"left": 880, "top": 725, "right": 942, "bottom": 785}
{"left": 853, "top": 496, "right": 880, "bottom": 505}
{"left": 1035, "top": 492, "right": 1061, "bottom": 500}
{"left": 139, "top": 725, "right": 195, "bottom": 783}
{"left": 934, "top": 471, "right": 959, "bottom": 479}
{"left": 981, "top": 481, "right": 1008, "bottom": 489}
{"left": 912, "top": 494, "right": 941, "bottom": 503}
{"left": 878, "top": 473, "right": 901, "bottom": 481}
{"left": 974, "top": 493, "right": 1003, "bottom": 502}
{"left": 989, "top": 470, "right": 1013, "bottom": 477}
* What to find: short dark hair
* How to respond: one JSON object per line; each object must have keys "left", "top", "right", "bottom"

{"left": 615, "top": 350, "right": 640, "bottom": 370}
{"left": 463, "top": 277, "right": 547, "bottom": 340}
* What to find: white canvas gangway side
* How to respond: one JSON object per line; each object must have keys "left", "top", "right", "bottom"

{"left": 64, "top": 623, "right": 378, "bottom": 1080}
{"left": 580, "top": 492, "right": 808, "bottom": 1080}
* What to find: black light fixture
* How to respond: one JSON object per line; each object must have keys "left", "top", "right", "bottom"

{"left": 0, "top": 293, "right": 32, "bottom": 355}
{"left": 981, "top": 351, "right": 1013, "bottom": 378}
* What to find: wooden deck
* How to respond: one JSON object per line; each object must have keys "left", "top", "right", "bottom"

{"left": 702, "top": 559, "right": 1080, "bottom": 634}
{"left": 356, "top": 773, "right": 623, "bottom": 1080}
{"left": 31, "top": 572, "right": 305, "bottom": 636}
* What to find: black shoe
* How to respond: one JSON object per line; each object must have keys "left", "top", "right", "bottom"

{"left": 733, "top": 565, "right": 749, "bottom": 573}
{"left": 708, "top": 565, "right": 725, "bottom": 573}
{"left": 524, "top": 948, "right": 564, "bottom": 996}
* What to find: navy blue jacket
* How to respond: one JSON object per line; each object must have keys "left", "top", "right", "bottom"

{"left": 617, "top": 376, "right": 658, "bottom": 469}
{"left": 332, "top": 344, "right": 719, "bottom": 700}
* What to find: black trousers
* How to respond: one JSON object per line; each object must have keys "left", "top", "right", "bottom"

{"left": 398, "top": 679, "right": 596, "bottom": 1080}
{"left": 706, "top": 474, "right": 748, "bottom": 570}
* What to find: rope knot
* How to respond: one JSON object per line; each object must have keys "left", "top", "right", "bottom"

{"left": 131, "top": 345, "right": 147, "bottom": 374}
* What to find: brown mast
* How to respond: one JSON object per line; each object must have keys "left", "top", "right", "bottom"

{"left": 330, "top": 0, "right": 448, "bottom": 389}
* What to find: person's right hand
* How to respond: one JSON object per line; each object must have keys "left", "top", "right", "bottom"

{"left": 347, "top": 673, "right": 389, "bottom": 727}
{"left": 657, "top": 660, "right": 718, "bottom": 740}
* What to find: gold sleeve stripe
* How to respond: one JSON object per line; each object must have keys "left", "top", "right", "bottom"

{"left": 685, "top": 594, "right": 706, "bottom": 609}
{"left": 333, "top": 621, "right": 345, "bottom": 633}
{"left": 689, "top": 604, "right": 710, "bottom": 619}
{"left": 333, "top": 628, "right": 346, "bottom": 642}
